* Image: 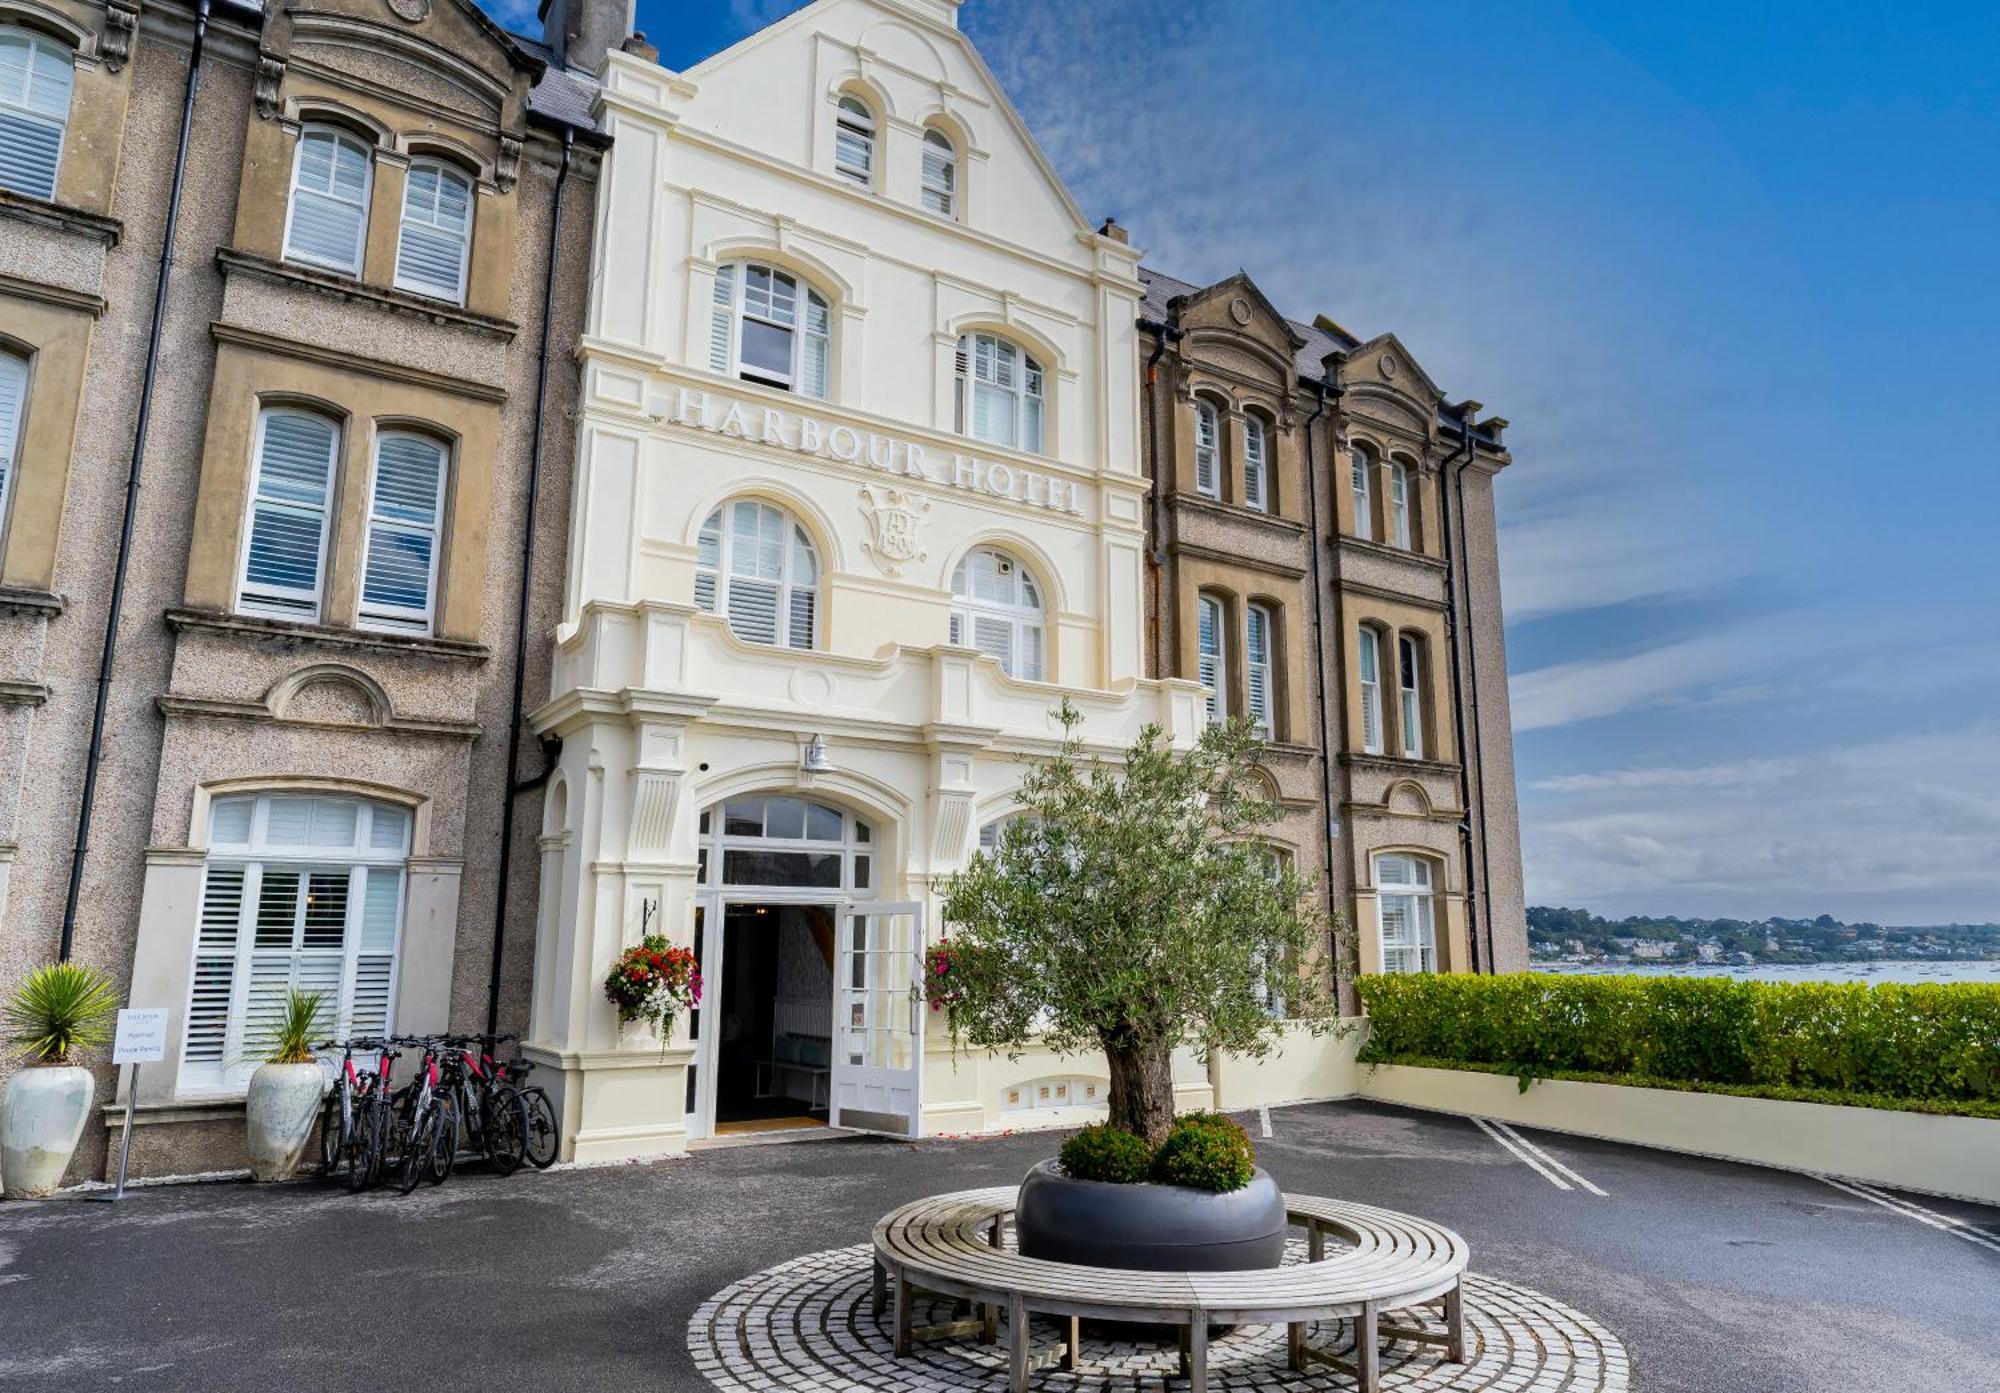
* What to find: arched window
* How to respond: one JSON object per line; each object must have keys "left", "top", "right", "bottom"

{"left": 1349, "top": 446, "right": 1374, "bottom": 541}
{"left": 1194, "top": 400, "right": 1221, "bottom": 498}
{"left": 950, "top": 546, "right": 1044, "bottom": 681}
{"left": 1243, "top": 415, "right": 1270, "bottom": 511}
{"left": 0, "top": 25, "right": 72, "bottom": 200}
{"left": 1397, "top": 633, "right": 1426, "bottom": 758}
{"left": 0, "top": 348, "right": 25, "bottom": 539}
{"left": 955, "top": 332, "right": 1044, "bottom": 453}
{"left": 695, "top": 499, "right": 819, "bottom": 649}
{"left": 977, "top": 812, "right": 1029, "bottom": 851}
{"left": 240, "top": 407, "right": 339, "bottom": 621}
{"left": 921, "top": 127, "right": 957, "bottom": 216}
{"left": 185, "top": 792, "right": 411, "bottom": 1091}
{"left": 358, "top": 430, "right": 448, "bottom": 634}
{"left": 1198, "top": 591, "right": 1228, "bottom": 726}
{"left": 834, "top": 94, "right": 875, "bottom": 186}
{"left": 283, "top": 124, "right": 374, "bottom": 276}
{"left": 1390, "top": 459, "right": 1412, "bottom": 549}
{"left": 1357, "top": 625, "right": 1384, "bottom": 754}
{"left": 1375, "top": 854, "right": 1437, "bottom": 973}
{"left": 393, "top": 157, "right": 473, "bottom": 304}
{"left": 710, "top": 261, "right": 831, "bottom": 399}
{"left": 1246, "top": 602, "right": 1275, "bottom": 739}
{"left": 699, "top": 795, "right": 872, "bottom": 891}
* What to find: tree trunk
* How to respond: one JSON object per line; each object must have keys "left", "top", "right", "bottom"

{"left": 1103, "top": 1036, "right": 1177, "bottom": 1146}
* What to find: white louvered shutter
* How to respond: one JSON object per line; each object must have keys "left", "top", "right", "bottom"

{"left": 1244, "top": 418, "right": 1268, "bottom": 510}
{"left": 834, "top": 96, "right": 874, "bottom": 184}
{"left": 1351, "top": 449, "right": 1374, "bottom": 541}
{"left": 0, "top": 350, "right": 25, "bottom": 530}
{"left": 709, "top": 264, "right": 737, "bottom": 374}
{"left": 921, "top": 129, "right": 956, "bottom": 215}
{"left": 1399, "top": 635, "right": 1424, "bottom": 758}
{"left": 1195, "top": 404, "right": 1219, "bottom": 497}
{"left": 0, "top": 29, "right": 71, "bottom": 201}
{"left": 1022, "top": 358, "right": 1044, "bottom": 453}
{"left": 1358, "top": 628, "right": 1383, "bottom": 753}
{"left": 1247, "top": 604, "right": 1272, "bottom": 738}
{"left": 1391, "top": 463, "right": 1411, "bottom": 548}
{"left": 359, "top": 432, "right": 446, "bottom": 633}
{"left": 1197, "top": 595, "right": 1225, "bottom": 725}
{"left": 800, "top": 292, "right": 830, "bottom": 400}
{"left": 284, "top": 127, "right": 372, "bottom": 275}
{"left": 241, "top": 411, "right": 337, "bottom": 620}
{"left": 350, "top": 868, "right": 400, "bottom": 1039}
{"left": 184, "top": 866, "right": 246, "bottom": 1079}
{"left": 694, "top": 510, "right": 721, "bottom": 611}
{"left": 393, "top": 160, "right": 472, "bottom": 304}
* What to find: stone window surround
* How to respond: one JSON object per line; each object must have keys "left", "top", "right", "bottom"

{"left": 1181, "top": 575, "right": 1295, "bottom": 745}
{"left": 821, "top": 72, "right": 983, "bottom": 228}
{"left": 1345, "top": 604, "right": 1452, "bottom": 768}
{"left": 1343, "top": 429, "right": 1434, "bottom": 557}
{"left": 0, "top": 0, "right": 128, "bottom": 218}
{"left": 1177, "top": 385, "right": 1290, "bottom": 520}
{"left": 0, "top": 276, "right": 101, "bottom": 592}
{"left": 1353, "top": 844, "right": 1468, "bottom": 976}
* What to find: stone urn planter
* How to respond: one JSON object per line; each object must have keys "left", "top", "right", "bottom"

{"left": 245, "top": 1062, "right": 326, "bottom": 1182}
{"left": 1015, "top": 1158, "right": 1289, "bottom": 1271}
{"left": 1, "top": 1065, "right": 96, "bottom": 1199}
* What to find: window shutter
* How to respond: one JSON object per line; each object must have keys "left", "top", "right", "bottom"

{"left": 799, "top": 293, "right": 830, "bottom": 400}
{"left": 359, "top": 432, "right": 446, "bottom": 633}
{"left": 972, "top": 614, "right": 1014, "bottom": 670}
{"left": 1247, "top": 605, "right": 1272, "bottom": 736}
{"left": 1358, "top": 629, "right": 1382, "bottom": 752}
{"left": 1195, "top": 405, "right": 1219, "bottom": 497}
{"left": 1020, "top": 625, "right": 1044, "bottom": 682}
{"left": 351, "top": 868, "right": 401, "bottom": 1038}
{"left": 948, "top": 610, "right": 963, "bottom": 645}
{"left": 786, "top": 584, "right": 815, "bottom": 650}
{"left": 694, "top": 511, "right": 721, "bottom": 611}
{"left": 727, "top": 576, "right": 780, "bottom": 645}
{"left": 1198, "top": 596, "right": 1225, "bottom": 725}
{"left": 1244, "top": 419, "right": 1267, "bottom": 510}
{"left": 393, "top": 161, "right": 472, "bottom": 304}
{"left": 709, "top": 263, "right": 736, "bottom": 375}
{"left": 241, "top": 411, "right": 337, "bottom": 620}
{"left": 921, "top": 129, "right": 956, "bottom": 215}
{"left": 0, "top": 31, "right": 73, "bottom": 201}
{"left": 284, "top": 128, "right": 371, "bottom": 275}
{"left": 184, "top": 866, "right": 246, "bottom": 1070}
{"left": 1399, "top": 636, "right": 1423, "bottom": 758}
{"left": 1351, "top": 449, "right": 1373, "bottom": 541}
{"left": 0, "top": 350, "right": 24, "bottom": 526}
{"left": 1022, "top": 360, "right": 1044, "bottom": 453}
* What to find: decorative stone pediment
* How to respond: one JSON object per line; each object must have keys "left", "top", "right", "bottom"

{"left": 266, "top": 663, "right": 391, "bottom": 728}
{"left": 1342, "top": 332, "right": 1444, "bottom": 409}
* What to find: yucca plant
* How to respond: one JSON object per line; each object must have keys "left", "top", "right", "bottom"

{"left": 3, "top": 962, "right": 118, "bottom": 1065}
{"left": 249, "top": 988, "right": 326, "bottom": 1066}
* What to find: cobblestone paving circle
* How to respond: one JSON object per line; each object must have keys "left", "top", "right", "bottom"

{"left": 688, "top": 1237, "right": 1632, "bottom": 1392}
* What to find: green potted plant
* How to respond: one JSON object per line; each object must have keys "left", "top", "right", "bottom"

{"left": 243, "top": 988, "right": 328, "bottom": 1182}
{"left": 1, "top": 962, "right": 118, "bottom": 1198}
{"left": 935, "top": 704, "right": 1341, "bottom": 1270}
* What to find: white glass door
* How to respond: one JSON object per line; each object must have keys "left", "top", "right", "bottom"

{"left": 831, "top": 901, "right": 924, "bottom": 1136}
{"left": 689, "top": 895, "right": 723, "bottom": 1140}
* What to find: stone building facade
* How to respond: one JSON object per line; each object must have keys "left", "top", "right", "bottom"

{"left": 1140, "top": 268, "right": 1526, "bottom": 991}
{"left": 0, "top": 0, "right": 612, "bottom": 1180}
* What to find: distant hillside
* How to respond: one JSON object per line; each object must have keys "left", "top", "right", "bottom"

{"left": 1527, "top": 906, "right": 2000, "bottom": 966}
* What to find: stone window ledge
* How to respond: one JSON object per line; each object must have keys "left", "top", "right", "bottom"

{"left": 1341, "top": 535, "right": 1448, "bottom": 570}
{"left": 1340, "top": 752, "right": 1461, "bottom": 777}
{"left": 0, "top": 189, "right": 122, "bottom": 245}
{"left": 165, "top": 606, "right": 489, "bottom": 665}
{"left": 0, "top": 584, "right": 64, "bottom": 619}
{"left": 1170, "top": 491, "right": 1308, "bottom": 533}
{"left": 215, "top": 248, "right": 518, "bottom": 341}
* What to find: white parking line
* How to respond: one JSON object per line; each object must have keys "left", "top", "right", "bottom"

{"left": 1488, "top": 1120, "right": 1610, "bottom": 1197}
{"left": 1258, "top": 1106, "right": 1273, "bottom": 1139}
{"left": 1817, "top": 1175, "right": 2000, "bottom": 1254}
{"left": 1472, "top": 1116, "right": 1573, "bottom": 1191}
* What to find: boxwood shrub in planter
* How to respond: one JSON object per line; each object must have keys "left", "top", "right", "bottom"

{"left": 933, "top": 705, "right": 1346, "bottom": 1271}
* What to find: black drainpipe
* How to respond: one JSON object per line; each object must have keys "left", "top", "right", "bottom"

{"left": 1299, "top": 375, "right": 1344, "bottom": 982}
{"left": 1137, "top": 317, "right": 1180, "bottom": 679}
{"left": 485, "top": 125, "right": 574, "bottom": 1034}
{"left": 1434, "top": 421, "right": 1484, "bottom": 972}
{"left": 58, "top": 0, "right": 211, "bottom": 961}
{"left": 1450, "top": 424, "right": 1498, "bottom": 967}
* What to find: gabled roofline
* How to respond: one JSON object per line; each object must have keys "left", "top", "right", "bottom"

{"left": 1169, "top": 270, "right": 1308, "bottom": 350}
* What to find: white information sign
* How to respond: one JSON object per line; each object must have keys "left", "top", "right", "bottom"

{"left": 111, "top": 1007, "right": 169, "bottom": 1065}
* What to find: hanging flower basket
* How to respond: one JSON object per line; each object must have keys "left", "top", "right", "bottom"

{"left": 603, "top": 935, "right": 702, "bottom": 1046}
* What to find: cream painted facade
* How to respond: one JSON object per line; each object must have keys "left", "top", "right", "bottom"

{"left": 527, "top": 0, "right": 1202, "bottom": 1160}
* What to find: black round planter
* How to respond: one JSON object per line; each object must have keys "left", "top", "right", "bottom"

{"left": 1015, "top": 1159, "right": 1288, "bottom": 1271}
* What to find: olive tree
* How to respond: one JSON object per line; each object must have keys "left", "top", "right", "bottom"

{"left": 936, "top": 704, "right": 1342, "bottom": 1146}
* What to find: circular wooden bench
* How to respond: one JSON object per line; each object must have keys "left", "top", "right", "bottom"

{"left": 872, "top": 1185, "right": 1468, "bottom": 1393}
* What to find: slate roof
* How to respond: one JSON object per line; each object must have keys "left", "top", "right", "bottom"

{"left": 512, "top": 34, "right": 601, "bottom": 130}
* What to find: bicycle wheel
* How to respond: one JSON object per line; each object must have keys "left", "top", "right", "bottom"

{"left": 397, "top": 1105, "right": 436, "bottom": 1195}
{"left": 319, "top": 1090, "right": 348, "bottom": 1180}
{"left": 349, "top": 1104, "right": 379, "bottom": 1193}
{"left": 482, "top": 1086, "right": 527, "bottom": 1177}
{"left": 427, "top": 1096, "right": 457, "bottom": 1186}
{"left": 519, "top": 1086, "right": 559, "bottom": 1169}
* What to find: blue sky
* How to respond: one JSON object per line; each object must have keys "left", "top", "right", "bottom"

{"left": 495, "top": 1, "right": 2000, "bottom": 924}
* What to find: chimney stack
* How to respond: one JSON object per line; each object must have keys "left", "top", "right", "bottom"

{"left": 539, "top": 0, "right": 634, "bottom": 73}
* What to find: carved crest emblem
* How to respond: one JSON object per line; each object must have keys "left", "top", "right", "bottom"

{"left": 858, "top": 485, "right": 931, "bottom": 577}
{"left": 387, "top": 0, "right": 431, "bottom": 23}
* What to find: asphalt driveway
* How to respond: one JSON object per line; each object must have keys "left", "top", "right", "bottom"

{"left": 0, "top": 1100, "right": 1992, "bottom": 1391}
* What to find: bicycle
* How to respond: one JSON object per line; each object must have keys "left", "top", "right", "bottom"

{"left": 443, "top": 1033, "right": 527, "bottom": 1176}
{"left": 390, "top": 1036, "right": 448, "bottom": 1195}
{"left": 497, "top": 1047, "right": 560, "bottom": 1169}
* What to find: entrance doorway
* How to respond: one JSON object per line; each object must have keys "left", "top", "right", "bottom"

{"left": 711, "top": 901, "right": 836, "bottom": 1136}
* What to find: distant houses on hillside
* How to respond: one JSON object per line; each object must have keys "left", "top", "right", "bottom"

{"left": 1527, "top": 907, "right": 2000, "bottom": 967}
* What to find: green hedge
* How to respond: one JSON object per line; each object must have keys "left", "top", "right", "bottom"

{"left": 1355, "top": 972, "right": 2000, "bottom": 1114}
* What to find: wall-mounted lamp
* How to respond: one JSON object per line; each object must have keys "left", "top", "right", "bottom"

{"left": 802, "top": 734, "right": 834, "bottom": 774}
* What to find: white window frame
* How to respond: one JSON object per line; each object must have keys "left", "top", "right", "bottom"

{"left": 0, "top": 347, "right": 26, "bottom": 541}
{"left": 950, "top": 546, "right": 1045, "bottom": 681}
{"left": 698, "top": 795, "right": 874, "bottom": 896}
{"left": 1246, "top": 601, "right": 1275, "bottom": 739}
{"left": 920, "top": 126, "right": 957, "bottom": 216}
{"left": 954, "top": 332, "right": 1045, "bottom": 454}
{"left": 1375, "top": 853, "right": 1437, "bottom": 974}
{"left": 1194, "top": 400, "right": 1221, "bottom": 498}
{"left": 357, "top": 429, "right": 449, "bottom": 635}
{"left": 1243, "top": 414, "right": 1270, "bottom": 511}
{"left": 1198, "top": 591, "right": 1228, "bottom": 726}
{"left": 181, "top": 793, "right": 412, "bottom": 1094}
{"left": 281, "top": 123, "right": 374, "bottom": 277}
{"left": 1398, "top": 633, "right": 1425, "bottom": 759}
{"left": 1358, "top": 625, "right": 1384, "bottom": 754}
{"left": 834, "top": 94, "right": 875, "bottom": 186}
{"left": 238, "top": 407, "right": 339, "bottom": 623}
{"left": 695, "top": 499, "right": 820, "bottom": 650}
{"left": 392, "top": 155, "right": 473, "bottom": 305}
{"left": 1390, "top": 459, "right": 1412, "bottom": 549}
{"left": 1350, "top": 446, "right": 1374, "bottom": 541}
{"left": 710, "top": 261, "right": 832, "bottom": 400}
{"left": 0, "top": 25, "right": 74, "bottom": 201}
